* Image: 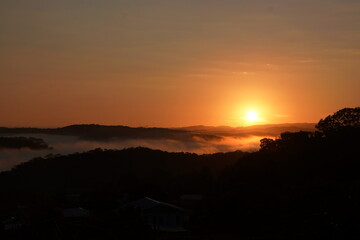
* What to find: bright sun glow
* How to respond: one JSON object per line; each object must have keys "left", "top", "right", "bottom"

{"left": 245, "top": 110, "right": 259, "bottom": 122}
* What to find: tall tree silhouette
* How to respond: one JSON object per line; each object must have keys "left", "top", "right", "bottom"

{"left": 316, "top": 107, "right": 360, "bottom": 136}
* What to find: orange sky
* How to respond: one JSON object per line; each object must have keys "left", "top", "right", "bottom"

{"left": 0, "top": 0, "right": 359, "bottom": 127}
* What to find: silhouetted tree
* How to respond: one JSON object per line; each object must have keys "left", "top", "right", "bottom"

{"left": 260, "top": 131, "right": 313, "bottom": 152}
{"left": 316, "top": 107, "right": 360, "bottom": 135}
{"left": 260, "top": 138, "right": 276, "bottom": 151}
{"left": 280, "top": 131, "right": 312, "bottom": 142}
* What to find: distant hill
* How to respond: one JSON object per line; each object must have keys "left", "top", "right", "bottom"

{"left": 0, "top": 123, "right": 315, "bottom": 172}
{"left": 0, "top": 123, "right": 316, "bottom": 141}
{"left": 0, "top": 125, "right": 221, "bottom": 142}
{"left": 176, "top": 123, "right": 316, "bottom": 137}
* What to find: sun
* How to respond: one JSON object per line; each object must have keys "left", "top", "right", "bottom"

{"left": 245, "top": 110, "right": 259, "bottom": 122}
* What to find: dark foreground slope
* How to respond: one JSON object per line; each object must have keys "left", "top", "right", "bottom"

{"left": 211, "top": 128, "right": 360, "bottom": 239}
{"left": 1, "top": 128, "right": 359, "bottom": 239}
{"left": 0, "top": 147, "right": 246, "bottom": 207}
{"left": 210, "top": 108, "right": 360, "bottom": 238}
{"left": 0, "top": 108, "right": 359, "bottom": 239}
{"left": 0, "top": 147, "right": 247, "bottom": 239}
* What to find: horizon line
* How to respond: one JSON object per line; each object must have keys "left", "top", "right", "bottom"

{"left": 0, "top": 122, "right": 317, "bottom": 129}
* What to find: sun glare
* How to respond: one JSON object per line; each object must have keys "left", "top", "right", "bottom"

{"left": 245, "top": 110, "right": 259, "bottom": 122}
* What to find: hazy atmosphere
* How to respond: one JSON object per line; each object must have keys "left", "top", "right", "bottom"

{"left": 0, "top": 133, "right": 258, "bottom": 171}
{"left": 0, "top": 123, "right": 315, "bottom": 171}
{"left": 1, "top": 0, "right": 359, "bottom": 127}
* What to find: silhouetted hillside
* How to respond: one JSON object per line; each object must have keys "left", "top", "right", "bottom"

{"left": 0, "top": 123, "right": 315, "bottom": 141}
{"left": 0, "top": 147, "right": 246, "bottom": 204}
{"left": 177, "top": 123, "right": 316, "bottom": 137}
{"left": 206, "top": 108, "right": 360, "bottom": 238}
{"left": 0, "top": 125, "right": 221, "bottom": 141}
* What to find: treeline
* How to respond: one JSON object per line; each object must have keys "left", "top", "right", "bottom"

{"left": 0, "top": 137, "right": 50, "bottom": 150}
{"left": 0, "top": 147, "right": 246, "bottom": 206}
{"left": 0, "top": 125, "right": 221, "bottom": 141}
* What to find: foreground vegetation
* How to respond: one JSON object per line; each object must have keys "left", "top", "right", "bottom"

{"left": 0, "top": 107, "right": 359, "bottom": 239}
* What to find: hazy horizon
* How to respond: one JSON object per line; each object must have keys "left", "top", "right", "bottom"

{"left": 0, "top": 133, "right": 265, "bottom": 171}
{"left": 0, "top": 122, "right": 317, "bottom": 129}
{"left": 0, "top": 122, "right": 316, "bottom": 171}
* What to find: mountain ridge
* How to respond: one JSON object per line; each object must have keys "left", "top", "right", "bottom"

{"left": 0, "top": 123, "right": 316, "bottom": 139}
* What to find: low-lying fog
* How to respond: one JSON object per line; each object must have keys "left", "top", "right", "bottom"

{"left": 0, "top": 123, "right": 316, "bottom": 171}
{"left": 0, "top": 133, "right": 269, "bottom": 171}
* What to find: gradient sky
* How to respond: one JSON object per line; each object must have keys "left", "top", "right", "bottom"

{"left": 1, "top": 0, "right": 359, "bottom": 127}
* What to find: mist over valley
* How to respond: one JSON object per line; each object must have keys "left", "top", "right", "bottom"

{"left": 0, "top": 123, "right": 315, "bottom": 171}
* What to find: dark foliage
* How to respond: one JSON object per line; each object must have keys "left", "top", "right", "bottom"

{"left": 316, "top": 107, "right": 360, "bottom": 136}
{"left": 208, "top": 107, "right": 360, "bottom": 239}
{"left": 0, "top": 137, "right": 50, "bottom": 150}
{"left": 0, "top": 147, "right": 245, "bottom": 239}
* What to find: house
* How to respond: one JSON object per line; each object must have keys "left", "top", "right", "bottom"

{"left": 126, "top": 197, "right": 187, "bottom": 232}
{"left": 2, "top": 216, "right": 23, "bottom": 231}
{"left": 63, "top": 207, "right": 90, "bottom": 219}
